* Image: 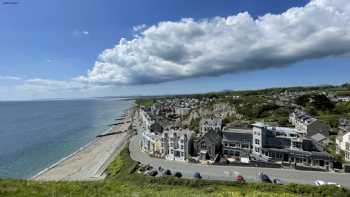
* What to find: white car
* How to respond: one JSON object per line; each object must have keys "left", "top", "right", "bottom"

{"left": 327, "top": 182, "right": 342, "bottom": 188}
{"left": 314, "top": 180, "right": 342, "bottom": 188}
{"left": 314, "top": 180, "right": 326, "bottom": 186}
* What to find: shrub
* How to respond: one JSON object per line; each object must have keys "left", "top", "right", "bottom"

{"left": 174, "top": 172, "right": 182, "bottom": 178}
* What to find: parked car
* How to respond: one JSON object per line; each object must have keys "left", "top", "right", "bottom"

{"left": 326, "top": 182, "right": 342, "bottom": 188}
{"left": 315, "top": 180, "right": 342, "bottom": 187}
{"left": 235, "top": 175, "right": 245, "bottom": 184}
{"left": 258, "top": 172, "right": 272, "bottom": 183}
{"left": 174, "top": 172, "right": 182, "bottom": 178}
{"left": 145, "top": 164, "right": 153, "bottom": 171}
{"left": 314, "top": 180, "right": 326, "bottom": 186}
{"left": 147, "top": 170, "right": 158, "bottom": 177}
{"left": 193, "top": 172, "right": 202, "bottom": 179}
{"left": 273, "top": 178, "right": 283, "bottom": 185}
{"left": 162, "top": 169, "right": 172, "bottom": 176}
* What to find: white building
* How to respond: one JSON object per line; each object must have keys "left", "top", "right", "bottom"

{"left": 139, "top": 107, "right": 154, "bottom": 131}
{"left": 200, "top": 118, "right": 222, "bottom": 135}
{"left": 141, "top": 131, "right": 161, "bottom": 156}
{"left": 252, "top": 122, "right": 334, "bottom": 170}
{"left": 336, "top": 132, "right": 350, "bottom": 161}
{"left": 336, "top": 118, "right": 350, "bottom": 161}
{"left": 163, "top": 128, "right": 193, "bottom": 162}
{"left": 289, "top": 111, "right": 330, "bottom": 137}
{"left": 174, "top": 107, "right": 191, "bottom": 117}
{"left": 338, "top": 96, "right": 350, "bottom": 102}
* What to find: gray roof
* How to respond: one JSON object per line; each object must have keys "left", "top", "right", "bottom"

{"left": 222, "top": 129, "right": 252, "bottom": 142}
{"left": 310, "top": 133, "right": 327, "bottom": 143}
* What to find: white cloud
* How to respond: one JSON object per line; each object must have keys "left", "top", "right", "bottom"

{"left": 21, "top": 78, "right": 89, "bottom": 92}
{"left": 76, "top": 0, "right": 350, "bottom": 85}
{"left": 132, "top": 24, "right": 147, "bottom": 32}
{"left": 73, "top": 30, "right": 89, "bottom": 37}
{"left": 0, "top": 75, "right": 21, "bottom": 80}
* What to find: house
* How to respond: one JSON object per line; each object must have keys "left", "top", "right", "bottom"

{"left": 339, "top": 118, "right": 350, "bottom": 134}
{"left": 193, "top": 129, "right": 222, "bottom": 161}
{"left": 310, "top": 133, "right": 329, "bottom": 145}
{"left": 141, "top": 131, "right": 163, "bottom": 158}
{"left": 252, "top": 122, "right": 334, "bottom": 170}
{"left": 289, "top": 111, "right": 330, "bottom": 137}
{"left": 139, "top": 107, "right": 155, "bottom": 131}
{"left": 174, "top": 106, "right": 191, "bottom": 117}
{"left": 222, "top": 128, "right": 252, "bottom": 162}
{"left": 200, "top": 118, "right": 222, "bottom": 135}
{"left": 336, "top": 132, "right": 350, "bottom": 161}
{"left": 336, "top": 118, "right": 350, "bottom": 161}
{"left": 162, "top": 128, "right": 193, "bottom": 162}
{"left": 338, "top": 96, "right": 350, "bottom": 102}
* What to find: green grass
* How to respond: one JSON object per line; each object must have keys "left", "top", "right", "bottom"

{"left": 136, "top": 99, "right": 155, "bottom": 108}
{"left": 1, "top": 146, "right": 349, "bottom": 197}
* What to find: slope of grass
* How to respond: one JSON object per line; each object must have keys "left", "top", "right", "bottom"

{"left": 1, "top": 145, "right": 350, "bottom": 197}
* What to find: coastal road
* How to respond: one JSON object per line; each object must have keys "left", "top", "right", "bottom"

{"left": 129, "top": 135, "right": 350, "bottom": 188}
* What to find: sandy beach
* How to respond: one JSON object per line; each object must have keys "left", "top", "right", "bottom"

{"left": 32, "top": 111, "right": 133, "bottom": 181}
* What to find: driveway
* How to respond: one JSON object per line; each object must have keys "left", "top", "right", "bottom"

{"left": 129, "top": 135, "right": 350, "bottom": 188}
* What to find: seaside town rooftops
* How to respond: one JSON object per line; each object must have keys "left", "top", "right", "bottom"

{"left": 310, "top": 133, "right": 327, "bottom": 143}
{"left": 201, "top": 118, "right": 222, "bottom": 126}
{"left": 223, "top": 127, "right": 252, "bottom": 134}
{"left": 222, "top": 128, "right": 252, "bottom": 142}
{"left": 253, "top": 122, "right": 299, "bottom": 134}
{"left": 291, "top": 111, "right": 318, "bottom": 125}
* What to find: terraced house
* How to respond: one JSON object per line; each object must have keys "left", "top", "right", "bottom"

{"left": 163, "top": 128, "right": 193, "bottom": 162}
{"left": 336, "top": 118, "right": 350, "bottom": 161}
{"left": 289, "top": 110, "right": 330, "bottom": 138}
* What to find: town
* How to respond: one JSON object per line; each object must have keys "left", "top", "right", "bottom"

{"left": 136, "top": 85, "right": 350, "bottom": 176}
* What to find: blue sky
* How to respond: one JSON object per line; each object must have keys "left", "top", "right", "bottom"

{"left": 0, "top": 0, "right": 349, "bottom": 100}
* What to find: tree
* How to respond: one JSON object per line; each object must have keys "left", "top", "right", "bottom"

{"left": 295, "top": 95, "right": 310, "bottom": 107}
{"left": 189, "top": 118, "right": 200, "bottom": 133}
{"left": 311, "top": 94, "right": 334, "bottom": 111}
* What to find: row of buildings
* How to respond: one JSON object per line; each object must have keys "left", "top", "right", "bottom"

{"left": 139, "top": 104, "right": 336, "bottom": 171}
{"left": 336, "top": 118, "right": 350, "bottom": 161}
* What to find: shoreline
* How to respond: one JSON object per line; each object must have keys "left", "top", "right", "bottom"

{"left": 32, "top": 107, "right": 134, "bottom": 181}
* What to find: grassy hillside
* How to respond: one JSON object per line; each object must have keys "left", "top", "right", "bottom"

{"left": 1, "top": 145, "right": 347, "bottom": 197}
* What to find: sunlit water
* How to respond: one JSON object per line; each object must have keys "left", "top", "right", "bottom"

{"left": 0, "top": 98, "right": 134, "bottom": 179}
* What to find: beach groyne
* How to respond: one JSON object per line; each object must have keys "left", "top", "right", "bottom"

{"left": 32, "top": 108, "right": 134, "bottom": 181}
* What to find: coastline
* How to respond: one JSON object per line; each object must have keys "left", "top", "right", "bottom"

{"left": 32, "top": 106, "right": 134, "bottom": 181}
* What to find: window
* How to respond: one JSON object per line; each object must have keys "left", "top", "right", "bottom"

{"left": 242, "top": 144, "right": 249, "bottom": 149}
{"left": 255, "top": 139, "right": 260, "bottom": 145}
{"left": 255, "top": 147, "right": 260, "bottom": 153}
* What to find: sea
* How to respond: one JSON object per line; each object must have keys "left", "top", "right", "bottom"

{"left": 0, "top": 98, "right": 134, "bottom": 179}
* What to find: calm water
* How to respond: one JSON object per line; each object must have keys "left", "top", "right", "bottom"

{"left": 0, "top": 98, "right": 134, "bottom": 179}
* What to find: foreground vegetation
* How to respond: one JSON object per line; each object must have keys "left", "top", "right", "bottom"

{"left": 2, "top": 145, "right": 345, "bottom": 197}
